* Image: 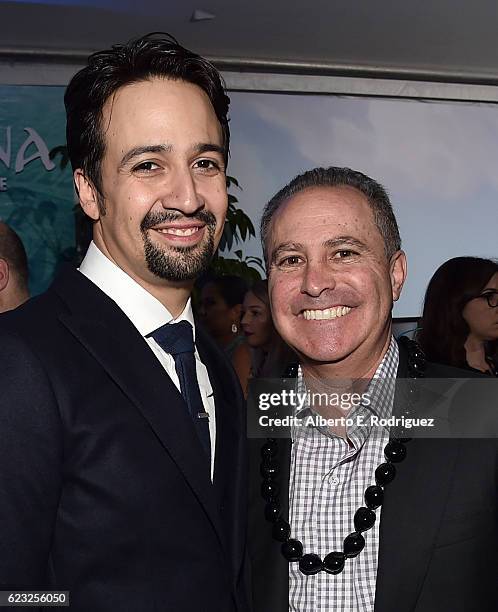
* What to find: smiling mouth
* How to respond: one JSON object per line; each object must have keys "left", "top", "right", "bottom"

{"left": 154, "top": 226, "right": 203, "bottom": 237}
{"left": 149, "top": 224, "right": 207, "bottom": 246}
{"left": 302, "top": 306, "right": 352, "bottom": 320}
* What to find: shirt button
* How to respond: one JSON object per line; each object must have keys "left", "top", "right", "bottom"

{"left": 329, "top": 475, "right": 340, "bottom": 485}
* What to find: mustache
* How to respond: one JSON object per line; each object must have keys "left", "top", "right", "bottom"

{"left": 140, "top": 210, "right": 217, "bottom": 232}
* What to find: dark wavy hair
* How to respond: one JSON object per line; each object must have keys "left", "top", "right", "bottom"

{"left": 65, "top": 32, "right": 230, "bottom": 210}
{"left": 208, "top": 275, "right": 248, "bottom": 308}
{"left": 418, "top": 257, "right": 498, "bottom": 368}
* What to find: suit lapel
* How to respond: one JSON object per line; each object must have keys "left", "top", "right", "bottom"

{"left": 374, "top": 343, "right": 460, "bottom": 611}
{"left": 195, "top": 324, "right": 245, "bottom": 571}
{"left": 247, "top": 370, "right": 294, "bottom": 612}
{"left": 374, "top": 438, "right": 459, "bottom": 612}
{"left": 249, "top": 435, "right": 291, "bottom": 612}
{"left": 52, "top": 267, "right": 226, "bottom": 551}
{"left": 195, "top": 325, "right": 240, "bottom": 490}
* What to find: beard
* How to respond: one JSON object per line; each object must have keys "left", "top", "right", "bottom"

{"left": 140, "top": 210, "right": 217, "bottom": 282}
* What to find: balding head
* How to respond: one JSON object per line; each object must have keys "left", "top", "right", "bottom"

{"left": 0, "top": 222, "right": 30, "bottom": 312}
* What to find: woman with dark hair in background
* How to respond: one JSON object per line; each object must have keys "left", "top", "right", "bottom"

{"left": 241, "top": 279, "right": 295, "bottom": 381}
{"left": 418, "top": 256, "right": 498, "bottom": 375}
{"left": 199, "top": 275, "right": 252, "bottom": 390}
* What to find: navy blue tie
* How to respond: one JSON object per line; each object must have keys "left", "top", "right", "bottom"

{"left": 148, "top": 320, "right": 211, "bottom": 459}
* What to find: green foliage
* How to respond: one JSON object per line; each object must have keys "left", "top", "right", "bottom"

{"left": 216, "top": 175, "right": 264, "bottom": 282}
{"left": 210, "top": 251, "right": 264, "bottom": 285}
{"left": 219, "top": 175, "right": 255, "bottom": 250}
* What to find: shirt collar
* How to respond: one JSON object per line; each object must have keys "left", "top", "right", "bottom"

{"left": 294, "top": 336, "right": 399, "bottom": 441}
{"left": 79, "top": 241, "right": 195, "bottom": 338}
{"left": 364, "top": 336, "right": 399, "bottom": 419}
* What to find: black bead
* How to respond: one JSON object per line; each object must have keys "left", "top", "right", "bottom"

{"left": 261, "top": 440, "right": 278, "bottom": 459}
{"left": 384, "top": 440, "right": 407, "bottom": 463}
{"left": 260, "top": 458, "right": 279, "bottom": 478}
{"left": 323, "top": 551, "right": 345, "bottom": 574}
{"left": 299, "top": 553, "right": 323, "bottom": 575}
{"left": 272, "top": 518, "right": 291, "bottom": 542}
{"left": 411, "top": 347, "right": 425, "bottom": 360}
{"left": 343, "top": 532, "right": 365, "bottom": 557}
{"left": 281, "top": 538, "right": 303, "bottom": 561}
{"left": 264, "top": 502, "right": 281, "bottom": 523}
{"left": 406, "top": 383, "right": 420, "bottom": 402}
{"left": 408, "top": 356, "right": 426, "bottom": 377}
{"left": 375, "top": 462, "right": 396, "bottom": 486}
{"left": 364, "top": 485, "right": 384, "bottom": 510}
{"left": 354, "top": 507, "right": 376, "bottom": 532}
{"left": 283, "top": 363, "right": 299, "bottom": 378}
{"left": 261, "top": 479, "right": 280, "bottom": 502}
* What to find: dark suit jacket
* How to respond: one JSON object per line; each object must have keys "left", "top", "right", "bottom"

{"left": 248, "top": 341, "right": 498, "bottom": 612}
{"left": 0, "top": 266, "right": 248, "bottom": 612}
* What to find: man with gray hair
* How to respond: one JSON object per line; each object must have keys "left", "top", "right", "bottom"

{"left": 0, "top": 221, "right": 29, "bottom": 313}
{"left": 248, "top": 166, "right": 497, "bottom": 612}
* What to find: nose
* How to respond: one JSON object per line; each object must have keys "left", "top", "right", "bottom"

{"left": 300, "top": 261, "right": 336, "bottom": 297}
{"left": 161, "top": 166, "right": 204, "bottom": 215}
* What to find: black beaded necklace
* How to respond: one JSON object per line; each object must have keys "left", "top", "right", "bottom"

{"left": 259, "top": 337, "right": 426, "bottom": 576}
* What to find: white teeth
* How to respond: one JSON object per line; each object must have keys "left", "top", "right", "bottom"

{"left": 157, "top": 227, "right": 199, "bottom": 236}
{"left": 302, "top": 306, "right": 352, "bottom": 320}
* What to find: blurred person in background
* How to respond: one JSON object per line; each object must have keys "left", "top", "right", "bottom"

{"left": 241, "top": 279, "right": 294, "bottom": 380}
{"left": 418, "top": 256, "right": 498, "bottom": 376}
{"left": 199, "top": 274, "right": 252, "bottom": 389}
{"left": 0, "top": 221, "right": 29, "bottom": 313}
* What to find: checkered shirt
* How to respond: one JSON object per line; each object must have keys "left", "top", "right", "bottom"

{"left": 288, "top": 338, "right": 399, "bottom": 612}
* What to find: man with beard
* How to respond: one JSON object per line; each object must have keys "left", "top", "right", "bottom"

{"left": 0, "top": 34, "right": 248, "bottom": 612}
{"left": 248, "top": 167, "right": 497, "bottom": 612}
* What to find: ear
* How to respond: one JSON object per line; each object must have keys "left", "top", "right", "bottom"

{"left": 390, "top": 250, "right": 407, "bottom": 302}
{"left": 0, "top": 258, "right": 9, "bottom": 292}
{"left": 74, "top": 169, "right": 101, "bottom": 221}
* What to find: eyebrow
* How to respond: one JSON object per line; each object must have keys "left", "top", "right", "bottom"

{"left": 194, "top": 142, "right": 225, "bottom": 158}
{"left": 270, "top": 236, "right": 368, "bottom": 264}
{"left": 270, "top": 242, "right": 304, "bottom": 264}
{"left": 118, "top": 142, "right": 225, "bottom": 170}
{"left": 119, "top": 145, "right": 172, "bottom": 169}
{"left": 323, "top": 236, "right": 369, "bottom": 250}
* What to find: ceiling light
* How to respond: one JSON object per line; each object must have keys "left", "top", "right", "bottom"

{"left": 190, "top": 9, "right": 216, "bottom": 22}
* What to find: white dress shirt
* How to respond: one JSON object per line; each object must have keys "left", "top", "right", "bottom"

{"left": 79, "top": 241, "right": 216, "bottom": 479}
